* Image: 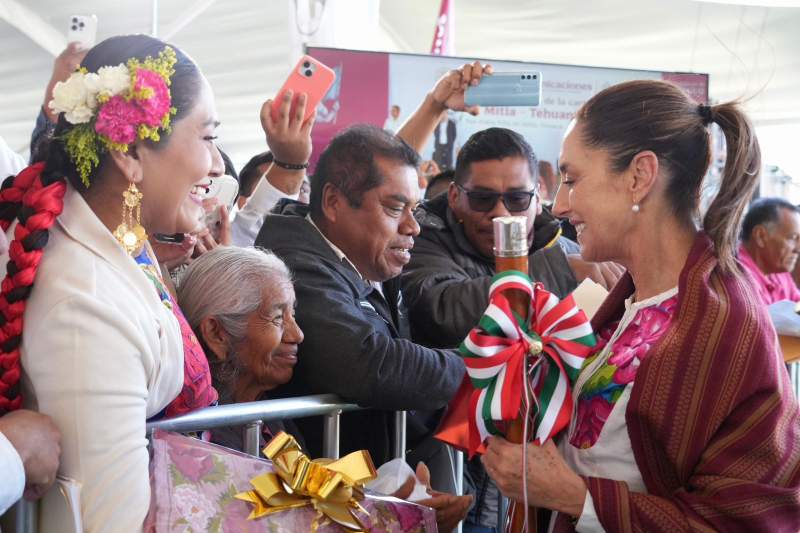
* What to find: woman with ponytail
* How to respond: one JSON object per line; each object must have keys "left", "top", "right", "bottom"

{"left": 0, "top": 34, "right": 224, "bottom": 530}
{"left": 481, "top": 80, "right": 800, "bottom": 532}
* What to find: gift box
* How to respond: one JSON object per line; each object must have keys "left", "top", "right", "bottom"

{"left": 146, "top": 430, "right": 437, "bottom": 532}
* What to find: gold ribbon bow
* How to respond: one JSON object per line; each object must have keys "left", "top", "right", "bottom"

{"left": 235, "top": 432, "right": 377, "bottom": 531}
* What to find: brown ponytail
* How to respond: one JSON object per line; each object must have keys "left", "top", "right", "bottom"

{"left": 575, "top": 80, "right": 760, "bottom": 273}
{"left": 702, "top": 103, "right": 761, "bottom": 272}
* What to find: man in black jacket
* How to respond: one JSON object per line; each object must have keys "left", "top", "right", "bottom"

{"left": 401, "top": 127, "right": 589, "bottom": 349}
{"left": 255, "top": 124, "right": 465, "bottom": 468}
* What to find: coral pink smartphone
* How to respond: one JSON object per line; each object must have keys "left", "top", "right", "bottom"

{"left": 271, "top": 55, "right": 336, "bottom": 123}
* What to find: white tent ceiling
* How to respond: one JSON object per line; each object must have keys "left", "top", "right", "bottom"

{"left": 1, "top": 0, "right": 799, "bottom": 172}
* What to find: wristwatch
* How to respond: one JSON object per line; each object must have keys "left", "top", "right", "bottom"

{"left": 273, "top": 159, "right": 309, "bottom": 170}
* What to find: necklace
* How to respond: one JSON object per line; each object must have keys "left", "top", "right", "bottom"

{"left": 133, "top": 246, "right": 173, "bottom": 310}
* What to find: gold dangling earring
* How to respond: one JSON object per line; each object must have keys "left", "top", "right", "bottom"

{"left": 114, "top": 183, "right": 148, "bottom": 255}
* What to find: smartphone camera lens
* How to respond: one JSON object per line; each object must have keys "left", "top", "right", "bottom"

{"left": 520, "top": 75, "right": 525, "bottom": 79}
{"left": 299, "top": 61, "right": 316, "bottom": 77}
{"left": 71, "top": 25, "right": 77, "bottom": 31}
{"left": 72, "top": 17, "right": 78, "bottom": 23}
{"left": 533, "top": 74, "right": 537, "bottom": 79}
{"left": 79, "top": 21, "right": 85, "bottom": 28}
{"left": 527, "top": 75, "right": 531, "bottom": 79}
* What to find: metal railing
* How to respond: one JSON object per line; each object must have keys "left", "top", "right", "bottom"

{"left": 146, "top": 394, "right": 369, "bottom": 459}
{"left": 7, "top": 394, "right": 465, "bottom": 532}
{"left": 790, "top": 363, "right": 800, "bottom": 401}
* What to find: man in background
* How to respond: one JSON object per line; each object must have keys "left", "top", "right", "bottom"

{"left": 234, "top": 152, "right": 273, "bottom": 210}
{"left": 256, "top": 124, "right": 466, "bottom": 468}
{"left": 537, "top": 160, "right": 559, "bottom": 204}
{"left": 739, "top": 197, "right": 800, "bottom": 305}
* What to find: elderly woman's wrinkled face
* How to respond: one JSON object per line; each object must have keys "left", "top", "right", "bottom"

{"left": 236, "top": 278, "right": 304, "bottom": 392}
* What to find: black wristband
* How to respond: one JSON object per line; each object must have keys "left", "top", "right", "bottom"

{"left": 273, "top": 159, "right": 309, "bottom": 170}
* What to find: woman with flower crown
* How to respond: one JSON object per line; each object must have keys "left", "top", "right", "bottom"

{"left": 0, "top": 34, "right": 234, "bottom": 531}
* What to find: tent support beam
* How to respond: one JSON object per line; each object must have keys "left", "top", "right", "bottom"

{"left": 162, "top": 0, "right": 217, "bottom": 40}
{"left": 0, "top": 0, "right": 66, "bottom": 56}
{"left": 151, "top": 0, "right": 159, "bottom": 37}
{"left": 378, "top": 16, "right": 413, "bottom": 52}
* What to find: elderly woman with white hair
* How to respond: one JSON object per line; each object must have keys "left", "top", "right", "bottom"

{"left": 179, "top": 246, "right": 476, "bottom": 530}
{"left": 178, "top": 246, "right": 304, "bottom": 450}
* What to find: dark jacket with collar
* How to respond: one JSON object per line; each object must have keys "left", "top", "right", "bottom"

{"left": 254, "top": 202, "right": 465, "bottom": 464}
{"left": 401, "top": 192, "right": 579, "bottom": 349}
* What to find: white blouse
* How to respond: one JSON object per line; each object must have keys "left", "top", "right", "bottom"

{"left": 5, "top": 185, "right": 184, "bottom": 532}
{"left": 554, "top": 287, "right": 678, "bottom": 532}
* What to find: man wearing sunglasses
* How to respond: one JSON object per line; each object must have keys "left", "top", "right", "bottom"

{"left": 401, "top": 126, "right": 615, "bottom": 348}
{"left": 395, "top": 67, "right": 623, "bottom": 351}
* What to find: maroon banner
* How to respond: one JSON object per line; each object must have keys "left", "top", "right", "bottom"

{"left": 306, "top": 49, "right": 390, "bottom": 171}
{"left": 662, "top": 72, "right": 709, "bottom": 104}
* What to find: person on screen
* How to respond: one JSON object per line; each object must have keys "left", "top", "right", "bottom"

{"left": 432, "top": 112, "right": 458, "bottom": 170}
{"left": 384, "top": 104, "right": 402, "bottom": 133}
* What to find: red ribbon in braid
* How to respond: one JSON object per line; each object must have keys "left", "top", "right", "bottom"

{"left": 0, "top": 162, "right": 46, "bottom": 229}
{"left": 0, "top": 162, "right": 66, "bottom": 413}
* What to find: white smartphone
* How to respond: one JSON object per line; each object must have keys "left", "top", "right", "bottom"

{"left": 67, "top": 15, "right": 98, "bottom": 48}
{"left": 204, "top": 175, "right": 239, "bottom": 234}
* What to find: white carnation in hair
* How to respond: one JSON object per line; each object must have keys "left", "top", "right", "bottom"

{"left": 95, "top": 65, "right": 130, "bottom": 97}
{"left": 49, "top": 71, "right": 94, "bottom": 124}
{"left": 65, "top": 102, "right": 95, "bottom": 124}
{"left": 82, "top": 73, "right": 101, "bottom": 104}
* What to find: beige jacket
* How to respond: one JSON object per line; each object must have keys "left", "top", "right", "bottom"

{"left": 7, "top": 185, "right": 183, "bottom": 532}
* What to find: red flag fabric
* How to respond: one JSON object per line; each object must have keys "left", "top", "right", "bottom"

{"left": 430, "top": 0, "right": 454, "bottom": 56}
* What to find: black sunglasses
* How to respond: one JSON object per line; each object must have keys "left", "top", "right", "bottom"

{"left": 456, "top": 184, "right": 538, "bottom": 213}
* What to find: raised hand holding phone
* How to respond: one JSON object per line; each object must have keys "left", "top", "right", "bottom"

{"left": 396, "top": 61, "right": 493, "bottom": 155}
{"left": 430, "top": 60, "right": 494, "bottom": 116}
{"left": 67, "top": 15, "right": 98, "bottom": 48}
{"left": 269, "top": 55, "right": 335, "bottom": 124}
{"left": 260, "top": 91, "right": 315, "bottom": 167}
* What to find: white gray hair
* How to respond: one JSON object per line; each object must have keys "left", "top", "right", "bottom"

{"left": 177, "top": 246, "right": 291, "bottom": 347}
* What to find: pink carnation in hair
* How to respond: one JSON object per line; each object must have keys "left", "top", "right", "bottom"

{"left": 134, "top": 68, "right": 171, "bottom": 127}
{"left": 95, "top": 95, "right": 143, "bottom": 145}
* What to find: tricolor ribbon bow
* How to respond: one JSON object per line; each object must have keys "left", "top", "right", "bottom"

{"left": 235, "top": 432, "right": 378, "bottom": 531}
{"left": 458, "top": 270, "right": 596, "bottom": 456}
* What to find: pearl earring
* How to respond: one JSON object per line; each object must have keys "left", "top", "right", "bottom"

{"left": 631, "top": 203, "right": 640, "bottom": 213}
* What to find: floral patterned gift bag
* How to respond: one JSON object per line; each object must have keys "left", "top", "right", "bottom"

{"left": 145, "top": 430, "right": 437, "bottom": 532}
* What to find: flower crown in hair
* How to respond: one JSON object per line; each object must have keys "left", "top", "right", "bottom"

{"left": 49, "top": 47, "right": 178, "bottom": 187}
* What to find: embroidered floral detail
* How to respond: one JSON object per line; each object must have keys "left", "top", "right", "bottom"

{"left": 570, "top": 295, "right": 678, "bottom": 449}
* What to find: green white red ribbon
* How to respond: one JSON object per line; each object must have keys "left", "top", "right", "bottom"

{"left": 459, "top": 270, "right": 596, "bottom": 455}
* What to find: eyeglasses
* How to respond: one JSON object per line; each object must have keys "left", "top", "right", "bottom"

{"left": 456, "top": 184, "right": 538, "bottom": 213}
